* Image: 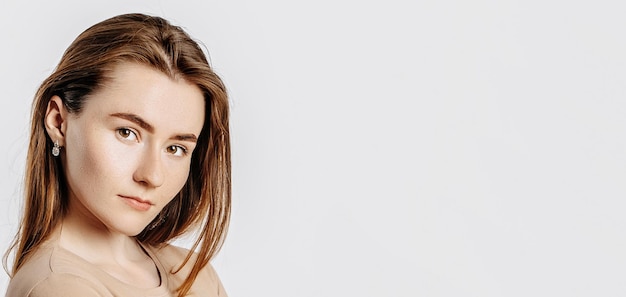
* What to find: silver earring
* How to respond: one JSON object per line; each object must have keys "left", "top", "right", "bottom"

{"left": 52, "top": 141, "right": 61, "bottom": 157}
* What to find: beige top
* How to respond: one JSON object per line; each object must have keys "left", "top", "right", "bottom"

{"left": 6, "top": 237, "right": 227, "bottom": 297}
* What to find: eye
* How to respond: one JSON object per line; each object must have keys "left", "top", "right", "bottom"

{"left": 166, "top": 145, "right": 188, "bottom": 157}
{"left": 117, "top": 128, "right": 138, "bottom": 141}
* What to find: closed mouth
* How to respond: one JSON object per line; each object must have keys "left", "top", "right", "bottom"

{"left": 119, "top": 195, "right": 153, "bottom": 211}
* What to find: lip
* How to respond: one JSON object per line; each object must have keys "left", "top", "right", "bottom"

{"left": 119, "top": 195, "right": 153, "bottom": 211}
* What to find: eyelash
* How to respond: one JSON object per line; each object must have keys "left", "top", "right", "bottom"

{"left": 117, "top": 128, "right": 138, "bottom": 141}
{"left": 166, "top": 145, "right": 188, "bottom": 157}
{"left": 116, "top": 128, "right": 188, "bottom": 157}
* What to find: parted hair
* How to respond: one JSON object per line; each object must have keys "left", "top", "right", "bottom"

{"left": 5, "top": 13, "right": 231, "bottom": 296}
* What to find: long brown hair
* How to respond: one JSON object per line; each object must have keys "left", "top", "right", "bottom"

{"left": 5, "top": 13, "right": 231, "bottom": 296}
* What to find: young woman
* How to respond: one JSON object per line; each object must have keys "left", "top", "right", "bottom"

{"left": 5, "top": 13, "right": 231, "bottom": 296}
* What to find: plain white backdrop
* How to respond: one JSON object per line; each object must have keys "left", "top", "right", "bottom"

{"left": 2, "top": 0, "right": 626, "bottom": 296}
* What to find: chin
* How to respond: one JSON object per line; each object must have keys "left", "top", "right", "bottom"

{"left": 106, "top": 220, "right": 151, "bottom": 237}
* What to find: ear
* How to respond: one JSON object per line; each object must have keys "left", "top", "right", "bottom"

{"left": 44, "top": 95, "right": 68, "bottom": 145}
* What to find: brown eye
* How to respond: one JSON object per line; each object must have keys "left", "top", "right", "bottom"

{"left": 166, "top": 145, "right": 187, "bottom": 157}
{"left": 117, "top": 128, "right": 137, "bottom": 140}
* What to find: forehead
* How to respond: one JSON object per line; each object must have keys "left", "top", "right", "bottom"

{"left": 80, "top": 63, "right": 205, "bottom": 135}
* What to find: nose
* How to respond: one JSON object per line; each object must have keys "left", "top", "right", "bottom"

{"left": 133, "top": 147, "right": 164, "bottom": 188}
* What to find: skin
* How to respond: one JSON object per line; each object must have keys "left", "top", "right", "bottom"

{"left": 44, "top": 62, "right": 205, "bottom": 288}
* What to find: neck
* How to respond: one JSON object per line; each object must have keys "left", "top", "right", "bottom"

{"left": 58, "top": 199, "right": 147, "bottom": 265}
{"left": 56, "top": 197, "right": 161, "bottom": 289}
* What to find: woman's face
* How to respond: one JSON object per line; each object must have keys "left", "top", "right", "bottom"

{"left": 60, "top": 62, "right": 205, "bottom": 236}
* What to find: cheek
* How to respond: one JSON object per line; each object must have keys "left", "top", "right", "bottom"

{"left": 64, "top": 127, "right": 132, "bottom": 193}
{"left": 164, "top": 161, "right": 192, "bottom": 198}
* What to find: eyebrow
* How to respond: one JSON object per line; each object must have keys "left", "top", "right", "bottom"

{"left": 110, "top": 112, "right": 198, "bottom": 143}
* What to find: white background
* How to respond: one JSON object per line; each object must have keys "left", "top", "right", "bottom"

{"left": 1, "top": 0, "right": 626, "bottom": 296}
